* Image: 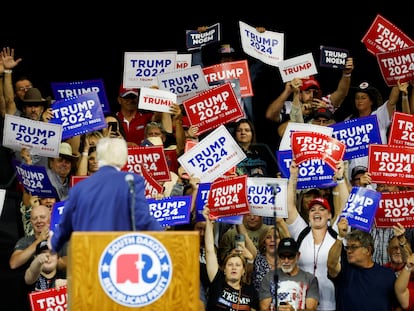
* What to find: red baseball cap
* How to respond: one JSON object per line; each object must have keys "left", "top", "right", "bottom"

{"left": 119, "top": 85, "right": 139, "bottom": 97}
{"left": 300, "top": 77, "right": 320, "bottom": 91}
{"left": 309, "top": 197, "right": 331, "bottom": 211}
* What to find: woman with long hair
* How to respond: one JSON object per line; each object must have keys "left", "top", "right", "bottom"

{"left": 203, "top": 206, "right": 259, "bottom": 310}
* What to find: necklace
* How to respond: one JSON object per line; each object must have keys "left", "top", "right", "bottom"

{"left": 313, "top": 231, "right": 327, "bottom": 275}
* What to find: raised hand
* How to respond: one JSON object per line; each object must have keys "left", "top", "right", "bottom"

{"left": 1, "top": 46, "right": 22, "bottom": 70}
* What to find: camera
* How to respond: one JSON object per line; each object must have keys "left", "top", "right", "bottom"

{"left": 312, "top": 89, "right": 322, "bottom": 100}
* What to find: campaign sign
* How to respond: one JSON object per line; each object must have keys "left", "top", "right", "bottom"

{"left": 50, "top": 79, "right": 110, "bottom": 114}
{"left": 178, "top": 125, "right": 246, "bottom": 183}
{"left": 277, "top": 150, "right": 337, "bottom": 189}
{"left": 368, "top": 144, "right": 414, "bottom": 186}
{"left": 277, "top": 53, "right": 318, "bottom": 83}
{"left": 247, "top": 177, "right": 288, "bottom": 218}
{"left": 13, "top": 161, "right": 58, "bottom": 198}
{"left": 185, "top": 139, "right": 198, "bottom": 153}
{"left": 215, "top": 79, "right": 243, "bottom": 111}
{"left": 331, "top": 115, "right": 381, "bottom": 160}
{"left": 340, "top": 187, "right": 381, "bottom": 232}
{"left": 375, "top": 190, "right": 414, "bottom": 228}
{"left": 123, "top": 51, "right": 177, "bottom": 88}
{"left": 49, "top": 92, "right": 106, "bottom": 140}
{"left": 182, "top": 82, "right": 243, "bottom": 135}
{"left": 138, "top": 87, "right": 177, "bottom": 113}
{"left": 203, "top": 60, "right": 253, "bottom": 97}
{"left": 164, "top": 149, "right": 179, "bottom": 175}
{"left": 140, "top": 165, "right": 164, "bottom": 199}
{"left": 29, "top": 286, "right": 67, "bottom": 311}
{"left": 3, "top": 115, "right": 62, "bottom": 157}
{"left": 50, "top": 201, "right": 65, "bottom": 233}
{"left": 194, "top": 181, "right": 242, "bottom": 222}
{"left": 361, "top": 14, "right": 414, "bottom": 56}
{"left": 195, "top": 182, "right": 212, "bottom": 222}
{"left": 207, "top": 175, "right": 249, "bottom": 218}
{"left": 239, "top": 21, "right": 284, "bottom": 67}
{"left": 156, "top": 65, "right": 210, "bottom": 104}
{"left": 319, "top": 45, "right": 349, "bottom": 69}
{"left": 175, "top": 53, "right": 192, "bottom": 70}
{"left": 70, "top": 175, "right": 88, "bottom": 187}
{"left": 377, "top": 46, "right": 414, "bottom": 86}
{"left": 186, "top": 22, "right": 221, "bottom": 51}
{"left": 388, "top": 112, "right": 414, "bottom": 147}
{"left": 123, "top": 146, "right": 171, "bottom": 182}
{"left": 279, "top": 122, "right": 333, "bottom": 151}
{"left": 194, "top": 182, "right": 243, "bottom": 224}
{"left": 147, "top": 195, "right": 192, "bottom": 227}
{"left": 291, "top": 131, "right": 345, "bottom": 171}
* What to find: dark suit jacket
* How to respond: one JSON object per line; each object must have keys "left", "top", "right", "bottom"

{"left": 52, "top": 165, "right": 162, "bottom": 252}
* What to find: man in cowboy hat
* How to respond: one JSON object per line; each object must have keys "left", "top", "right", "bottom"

{"left": 19, "top": 88, "right": 52, "bottom": 122}
{"left": 47, "top": 142, "right": 79, "bottom": 201}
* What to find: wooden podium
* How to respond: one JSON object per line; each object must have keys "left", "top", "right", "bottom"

{"left": 68, "top": 231, "right": 200, "bottom": 311}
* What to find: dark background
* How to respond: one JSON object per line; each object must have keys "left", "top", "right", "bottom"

{"left": 0, "top": 4, "right": 413, "bottom": 309}
{"left": 2, "top": 3, "right": 413, "bottom": 150}
{"left": 3, "top": 4, "right": 412, "bottom": 97}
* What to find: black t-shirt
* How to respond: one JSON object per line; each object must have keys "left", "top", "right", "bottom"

{"left": 236, "top": 143, "right": 279, "bottom": 177}
{"left": 207, "top": 270, "right": 259, "bottom": 310}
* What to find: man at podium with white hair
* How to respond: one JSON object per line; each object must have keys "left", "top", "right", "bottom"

{"left": 50, "top": 137, "right": 163, "bottom": 253}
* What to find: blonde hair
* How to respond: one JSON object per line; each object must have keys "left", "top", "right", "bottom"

{"left": 97, "top": 137, "right": 128, "bottom": 168}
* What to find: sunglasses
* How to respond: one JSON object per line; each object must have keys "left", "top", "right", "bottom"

{"left": 279, "top": 254, "right": 296, "bottom": 260}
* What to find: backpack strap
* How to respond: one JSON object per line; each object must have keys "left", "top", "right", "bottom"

{"left": 297, "top": 226, "right": 337, "bottom": 248}
{"left": 296, "top": 226, "right": 312, "bottom": 248}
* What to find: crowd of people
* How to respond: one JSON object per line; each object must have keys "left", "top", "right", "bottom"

{"left": 1, "top": 19, "right": 414, "bottom": 311}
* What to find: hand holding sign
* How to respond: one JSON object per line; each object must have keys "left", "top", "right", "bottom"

{"left": 207, "top": 175, "right": 249, "bottom": 218}
{"left": 291, "top": 131, "right": 345, "bottom": 171}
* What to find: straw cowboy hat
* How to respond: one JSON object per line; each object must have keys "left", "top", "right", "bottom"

{"left": 58, "top": 142, "right": 79, "bottom": 161}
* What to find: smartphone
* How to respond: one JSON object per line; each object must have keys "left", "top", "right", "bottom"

{"left": 108, "top": 121, "right": 118, "bottom": 132}
{"left": 235, "top": 234, "right": 245, "bottom": 250}
{"left": 312, "top": 89, "right": 322, "bottom": 100}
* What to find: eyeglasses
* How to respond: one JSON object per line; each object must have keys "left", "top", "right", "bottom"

{"left": 344, "top": 245, "right": 363, "bottom": 252}
{"left": 279, "top": 254, "right": 296, "bottom": 260}
{"left": 17, "top": 86, "right": 33, "bottom": 92}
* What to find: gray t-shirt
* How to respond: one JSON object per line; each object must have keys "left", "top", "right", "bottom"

{"left": 259, "top": 268, "right": 319, "bottom": 310}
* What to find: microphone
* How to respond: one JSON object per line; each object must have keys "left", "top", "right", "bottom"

{"left": 125, "top": 174, "right": 136, "bottom": 231}
{"left": 125, "top": 174, "right": 134, "bottom": 193}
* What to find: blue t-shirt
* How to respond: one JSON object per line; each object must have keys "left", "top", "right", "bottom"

{"left": 331, "top": 254, "right": 398, "bottom": 311}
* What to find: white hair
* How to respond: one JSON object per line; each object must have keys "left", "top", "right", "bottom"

{"left": 97, "top": 137, "right": 128, "bottom": 168}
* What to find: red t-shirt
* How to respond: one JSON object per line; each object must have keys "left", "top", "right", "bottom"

{"left": 116, "top": 111, "right": 153, "bottom": 145}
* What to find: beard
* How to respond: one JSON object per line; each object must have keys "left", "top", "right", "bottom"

{"left": 281, "top": 265, "right": 294, "bottom": 274}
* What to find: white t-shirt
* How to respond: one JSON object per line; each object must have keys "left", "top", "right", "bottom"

{"left": 288, "top": 216, "right": 337, "bottom": 311}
